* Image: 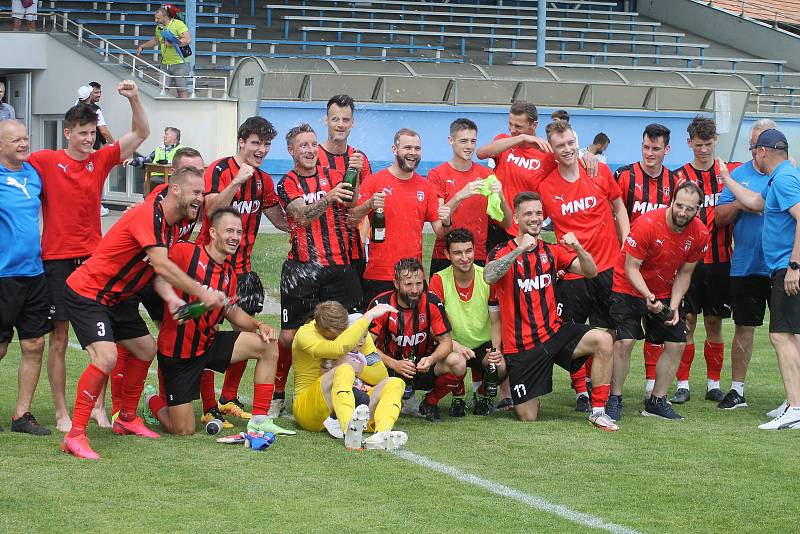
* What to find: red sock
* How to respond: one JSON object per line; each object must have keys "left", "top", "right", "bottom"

{"left": 200, "top": 369, "right": 217, "bottom": 413}
{"left": 274, "top": 342, "right": 293, "bottom": 394}
{"left": 704, "top": 340, "right": 724, "bottom": 381}
{"left": 110, "top": 344, "right": 130, "bottom": 415}
{"left": 68, "top": 364, "right": 108, "bottom": 437}
{"left": 591, "top": 383, "right": 611, "bottom": 408}
{"left": 148, "top": 395, "right": 168, "bottom": 419}
{"left": 643, "top": 342, "right": 663, "bottom": 381}
{"left": 676, "top": 343, "right": 695, "bottom": 382}
{"left": 453, "top": 376, "right": 466, "bottom": 397}
{"left": 220, "top": 360, "right": 247, "bottom": 401}
{"left": 252, "top": 383, "right": 275, "bottom": 416}
{"left": 119, "top": 357, "right": 152, "bottom": 422}
{"left": 425, "top": 373, "right": 461, "bottom": 406}
{"left": 570, "top": 366, "right": 588, "bottom": 395}
{"left": 157, "top": 366, "right": 166, "bottom": 399}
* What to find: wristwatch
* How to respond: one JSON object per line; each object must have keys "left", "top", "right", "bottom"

{"left": 789, "top": 261, "right": 800, "bottom": 270}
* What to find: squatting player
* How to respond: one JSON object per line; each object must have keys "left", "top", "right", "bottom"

{"left": 483, "top": 192, "right": 618, "bottom": 431}
{"left": 609, "top": 181, "right": 709, "bottom": 421}
{"left": 60, "top": 167, "right": 226, "bottom": 460}
{"left": 146, "top": 208, "right": 293, "bottom": 437}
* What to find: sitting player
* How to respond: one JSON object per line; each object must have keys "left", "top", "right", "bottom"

{"left": 146, "top": 208, "right": 294, "bottom": 436}
{"left": 368, "top": 258, "right": 466, "bottom": 423}
{"left": 292, "top": 300, "right": 407, "bottom": 450}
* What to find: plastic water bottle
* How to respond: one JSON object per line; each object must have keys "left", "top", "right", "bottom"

{"left": 205, "top": 418, "right": 223, "bottom": 435}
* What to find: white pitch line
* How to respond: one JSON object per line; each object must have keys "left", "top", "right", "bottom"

{"left": 392, "top": 450, "right": 641, "bottom": 534}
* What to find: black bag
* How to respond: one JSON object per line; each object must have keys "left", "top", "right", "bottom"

{"left": 180, "top": 44, "right": 193, "bottom": 58}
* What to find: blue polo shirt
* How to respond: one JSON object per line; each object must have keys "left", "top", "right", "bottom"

{"left": 718, "top": 160, "right": 770, "bottom": 277}
{"left": 761, "top": 159, "right": 800, "bottom": 274}
{"left": 0, "top": 162, "right": 44, "bottom": 277}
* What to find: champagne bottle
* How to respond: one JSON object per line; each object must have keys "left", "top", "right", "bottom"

{"left": 652, "top": 301, "right": 674, "bottom": 323}
{"left": 484, "top": 360, "right": 499, "bottom": 398}
{"left": 342, "top": 167, "right": 358, "bottom": 201}
{"left": 402, "top": 350, "right": 417, "bottom": 400}
{"left": 176, "top": 297, "right": 234, "bottom": 321}
{"left": 371, "top": 208, "right": 386, "bottom": 243}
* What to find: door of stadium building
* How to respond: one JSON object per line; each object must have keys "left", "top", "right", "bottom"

{"left": 1, "top": 72, "right": 30, "bottom": 125}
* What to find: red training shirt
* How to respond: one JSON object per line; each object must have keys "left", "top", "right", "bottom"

{"left": 612, "top": 207, "right": 709, "bottom": 299}
{"left": 615, "top": 162, "right": 676, "bottom": 224}
{"left": 358, "top": 168, "right": 439, "bottom": 281}
{"left": 29, "top": 143, "right": 121, "bottom": 260}
{"left": 428, "top": 161, "right": 494, "bottom": 261}
{"left": 368, "top": 290, "right": 451, "bottom": 360}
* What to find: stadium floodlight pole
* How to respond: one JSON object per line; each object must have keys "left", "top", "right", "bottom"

{"left": 537, "top": 0, "right": 546, "bottom": 67}
{"left": 186, "top": 0, "right": 197, "bottom": 74}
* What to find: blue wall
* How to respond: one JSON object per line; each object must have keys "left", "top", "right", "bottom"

{"left": 258, "top": 101, "right": 800, "bottom": 178}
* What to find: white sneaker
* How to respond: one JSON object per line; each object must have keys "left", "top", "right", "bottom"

{"left": 344, "top": 404, "right": 370, "bottom": 450}
{"left": 323, "top": 416, "right": 343, "bottom": 439}
{"left": 364, "top": 430, "right": 408, "bottom": 451}
{"left": 758, "top": 407, "right": 800, "bottom": 430}
{"left": 100, "top": 204, "right": 110, "bottom": 217}
{"left": 267, "top": 397, "right": 285, "bottom": 418}
{"left": 766, "top": 400, "right": 789, "bottom": 418}
{"left": 589, "top": 410, "right": 619, "bottom": 432}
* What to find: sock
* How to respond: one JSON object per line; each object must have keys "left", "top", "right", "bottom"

{"left": 731, "top": 381, "right": 745, "bottom": 396}
{"left": 676, "top": 343, "right": 695, "bottom": 384}
{"left": 119, "top": 357, "right": 152, "bottom": 422}
{"left": 200, "top": 370, "right": 217, "bottom": 413}
{"left": 220, "top": 360, "right": 248, "bottom": 401}
{"left": 148, "top": 395, "right": 168, "bottom": 418}
{"left": 274, "top": 342, "right": 293, "bottom": 394}
{"left": 707, "top": 379, "right": 721, "bottom": 391}
{"left": 677, "top": 380, "right": 690, "bottom": 390}
{"left": 110, "top": 344, "right": 130, "bottom": 415}
{"left": 68, "top": 364, "right": 108, "bottom": 437}
{"left": 425, "top": 373, "right": 463, "bottom": 406}
{"left": 453, "top": 376, "right": 466, "bottom": 398}
{"left": 704, "top": 340, "right": 724, "bottom": 383}
{"left": 570, "top": 366, "right": 588, "bottom": 396}
{"left": 471, "top": 368, "right": 482, "bottom": 393}
{"left": 643, "top": 342, "right": 662, "bottom": 381}
{"left": 644, "top": 379, "right": 656, "bottom": 393}
{"left": 331, "top": 365, "right": 356, "bottom": 426}
{"left": 374, "top": 377, "right": 404, "bottom": 432}
{"left": 252, "top": 383, "right": 275, "bottom": 416}
{"left": 591, "top": 383, "right": 611, "bottom": 409}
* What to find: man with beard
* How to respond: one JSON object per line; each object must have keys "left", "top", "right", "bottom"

{"left": 60, "top": 167, "right": 226, "bottom": 459}
{"left": 145, "top": 208, "right": 293, "bottom": 437}
{"left": 196, "top": 117, "right": 288, "bottom": 421}
{"left": 483, "top": 192, "right": 617, "bottom": 430}
{"left": 351, "top": 128, "right": 450, "bottom": 304}
{"left": 368, "top": 258, "right": 464, "bottom": 423}
{"left": 609, "top": 181, "right": 709, "bottom": 420}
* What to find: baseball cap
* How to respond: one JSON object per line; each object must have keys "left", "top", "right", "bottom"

{"left": 77, "top": 85, "right": 92, "bottom": 101}
{"left": 750, "top": 128, "right": 789, "bottom": 150}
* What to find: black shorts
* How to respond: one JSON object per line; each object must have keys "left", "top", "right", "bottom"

{"left": 362, "top": 279, "right": 396, "bottom": 310}
{"left": 429, "top": 258, "right": 484, "bottom": 276}
{"left": 684, "top": 262, "right": 732, "bottom": 318}
{"left": 136, "top": 284, "right": 165, "bottom": 324}
{"left": 280, "top": 260, "right": 363, "bottom": 329}
{"left": 43, "top": 257, "right": 88, "bottom": 321}
{"left": 504, "top": 323, "right": 591, "bottom": 405}
{"left": 388, "top": 363, "right": 438, "bottom": 392}
{"left": 731, "top": 275, "right": 771, "bottom": 327}
{"left": 609, "top": 292, "right": 686, "bottom": 344}
{"left": 0, "top": 275, "right": 53, "bottom": 343}
{"left": 769, "top": 269, "right": 800, "bottom": 334}
{"left": 237, "top": 271, "right": 265, "bottom": 316}
{"left": 157, "top": 331, "right": 239, "bottom": 406}
{"left": 465, "top": 341, "right": 493, "bottom": 374}
{"left": 65, "top": 287, "right": 150, "bottom": 348}
{"left": 555, "top": 268, "right": 615, "bottom": 329}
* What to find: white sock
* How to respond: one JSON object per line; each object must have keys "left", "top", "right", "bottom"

{"left": 251, "top": 415, "right": 267, "bottom": 424}
{"left": 707, "top": 379, "right": 720, "bottom": 391}
{"left": 731, "top": 381, "right": 745, "bottom": 396}
{"left": 677, "top": 380, "right": 689, "bottom": 390}
{"left": 644, "top": 379, "right": 655, "bottom": 392}
{"left": 592, "top": 407, "right": 603, "bottom": 415}
{"left": 577, "top": 392, "right": 589, "bottom": 400}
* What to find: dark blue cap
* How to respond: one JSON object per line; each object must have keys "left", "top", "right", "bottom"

{"left": 751, "top": 128, "right": 788, "bottom": 150}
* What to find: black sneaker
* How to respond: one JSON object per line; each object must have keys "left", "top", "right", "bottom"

{"left": 605, "top": 394, "right": 622, "bottom": 421}
{"left": 449, "top": 398, "right": 466, "bottom": 418}
{"left": 669, "top": 388, "right": 690, "bottom": 404}
{"left": 496, "top": 397, "right": 513, "bottom": 411}
{"left": 642, "top": 396, "right": 684, "bottom": 420}
{"left": 705, "top": 388, "right": 724, "bottom": 402}
{"left": 718, "top": 389, "right": 748, "bottom": 410}
{"left": 11, "top": 412, "right": 51, "bottom": 436}
{"left": 575, "top": 394, "right": 591, "bottom": 413}
{"left": 419, "top": 400, "right": 443, "bottom": 423}
{"left": 473, "top": 395, "right": 491, "bottom": 416}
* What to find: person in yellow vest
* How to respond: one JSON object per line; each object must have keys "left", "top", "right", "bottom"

{"left": 125, "top": 127, "right": 185, "bottom": 187}
{"left": 292, "top": 300, "right": 408, "bottom": 451}
{"left": 135, "top": 5, "right": 192, "bottom": 99}
{"left": 429, "top": 228, "right": 507, "bottom": 416}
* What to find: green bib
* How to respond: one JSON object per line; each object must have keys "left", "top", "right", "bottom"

{"left": 439, "top": 265, "right": 492, "bottom": 349}
{"left": 152, "top": 144, "right": 185, "bottom": 177}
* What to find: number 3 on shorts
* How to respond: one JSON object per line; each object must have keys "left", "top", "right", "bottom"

{"left": 97, "top": 322, "right": 106, "bottom": 337}
{"left": 282, "top": 308, "right": 288, "bottom": 323}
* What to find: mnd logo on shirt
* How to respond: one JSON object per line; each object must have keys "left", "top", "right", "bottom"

{"left": 632, "top": 201, "right": 667, "bottom": 214}
{"left": 391, "top": 332, "right": 427, "bottom": 347}
{"left": 560, "top": 196, "right": 597, "bottom": 215}
{"left": 302, "top": 191, "right": 325, "bottom": 204}
{"left": 232, "top": 199, "right": 262, "bottom": 214}
{"left": 506, "top": 152, "right": 541, "bottom": 171}
{"left": 703, "top": 193, "right": 720, "bottom": 208}
{"left": 517, "top": 274, "right": 552, "bottom": 292}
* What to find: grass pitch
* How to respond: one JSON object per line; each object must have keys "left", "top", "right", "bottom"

{"left": 0, "top": 234, "right": 797, "bottom": 533}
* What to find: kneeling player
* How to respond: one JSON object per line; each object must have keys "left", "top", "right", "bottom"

{"left": 147, "top": 208, "right": 294, "bottom": 437}
{"left": 608, "top": 182, "right": 709, "bottom": 420}
{"left": 292, "top": 301, "right": 407, "bottom": 450}
{"left": 484, "top": 192, "right": 617, "bottom": 430}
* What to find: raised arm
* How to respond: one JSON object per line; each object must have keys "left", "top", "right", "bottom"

{"left": 115, "top": 81, "right": 150, "bottom": 161}
{"left": 483, "top": 233, "right": 534, "bottom": 284}
{"left": 476, "top": 134, "right": 551, "bottom": 160}
{"left": 562, "top": 232, "right": 598, "bottom": 279}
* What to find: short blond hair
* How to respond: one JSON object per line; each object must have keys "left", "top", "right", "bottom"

{"left": 314, "top": 301, "right": 349, "bottom": 334}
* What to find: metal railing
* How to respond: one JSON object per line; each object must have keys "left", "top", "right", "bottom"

{"left": 42, "top": 11, "right": 229, "bottom": 99}
{"left": 750, "top": 92, "right": 800, "bottom": 114}
{"left": 703, "top": 1, "right": 800, "bottom": 32}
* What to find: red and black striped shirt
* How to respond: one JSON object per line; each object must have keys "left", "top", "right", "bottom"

{"left": 67, "top": 200, "right": 172, "bottom": 307}
{"left": 158, "top": 242, "right": 238, "bottom": 359}
{"left": 488, "top": 239, "right": 576, "bottom": 355}
{"left": 277, "top": 166, "right": 353, "bottom": 266}
{"left": 615, "top": 162, "right": 676, "bottom": 224}
{"left": 196, "top": 156, "right": 280, "bottom": 274}
{"left": 368, "top": 290, "right": 451, "bottom": 360}
{"left": 675, "top": 161, "right": 741, "bottom": 264}
{"left": 148, "top": 183, "right": 198, "bottom": 242}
